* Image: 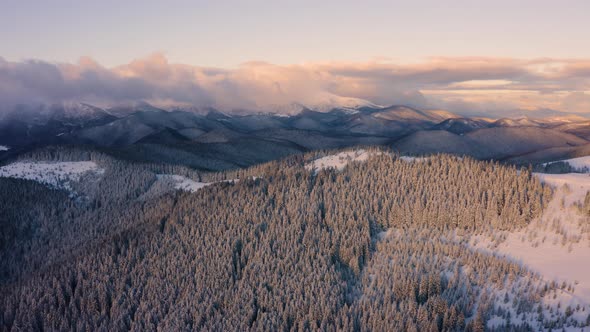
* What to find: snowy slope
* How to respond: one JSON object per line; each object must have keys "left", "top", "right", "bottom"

{"left": 0, "top": 161, "right": 104, "bottom": 193}
{"left": 471, "top": 172, "right": 590, "bottom": 330}
{"left": 305, "top": 93, "right": 383, "bottom": 113}
{"left": 267, "top": 95, "right": 382, "bottom": 115}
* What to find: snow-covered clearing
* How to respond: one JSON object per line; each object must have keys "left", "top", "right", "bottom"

{"left": 0, "top": 161, "right": 104, "bottom": 193}
{"left": 0, "top": 145, "right": 9, "bottom": 151}
{"left": 471, "top": 172, "right": 590, "bottom": 330}
{"left": 399, "top": 156, "right": 429, "bottom": 163}
{"left": 156, "top": 174, "right": 240, "bottom": 193}
{"left": 305, "top": 149, "right": 376, "bottom": 173}
{"left": 305, "top": 150, "right": 434, "bottom": 173}
{"left": 544, "top": 156, "right": 590, "bottom": 172}
{"left": 156, "top": 174, "right": 213, "bottom": 192}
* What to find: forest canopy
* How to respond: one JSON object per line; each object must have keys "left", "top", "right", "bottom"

{"left": 0, "top": 147, "right": 570, "bottom": 331}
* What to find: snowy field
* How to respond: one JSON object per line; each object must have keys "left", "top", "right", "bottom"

{"left": 0, "top": 161, "right": 104, "bottom": 193}
{"left": 471, "top": 172, "right": 590, "bottom": 330}
{"left": 0, "top": 145, "right": 9, "bottom": 151}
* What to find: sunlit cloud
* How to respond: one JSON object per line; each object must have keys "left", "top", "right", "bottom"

{"left": 1, "top": 54, "right": 590, "bottom": 116}
{"left": 447, "top": 80, "right": 514, "bottom": 89}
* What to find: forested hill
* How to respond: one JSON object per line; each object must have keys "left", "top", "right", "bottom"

{"left": 0, "top": 148, "right": 571, "bottom": 331}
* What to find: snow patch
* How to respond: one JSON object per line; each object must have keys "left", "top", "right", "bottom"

{"left": 304, "top": 93, "right": 383, "bottom": 113}
{"left": 156, "top": 174, "right": 241, "bottom": 193}
{"left": 272, "top": 113, "right": 291, "bottom": 118}
{"left": 305, "top": 151, "right": 432, "bottom": 173}
{"left": 0, "top": 145, "right": 9, "bottom": 151}
{"left": 0, "top": 161, "right": 104, "bottom": 193}
{"left": 156, "top": 174, "right": 212, "bottom": 193}
{"left": 399, "top": 156, "right": 428, "bottom": 163}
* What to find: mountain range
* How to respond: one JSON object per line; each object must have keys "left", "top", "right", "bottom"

{"left": 1, "top": 102, "right": 590, "bottom": 170}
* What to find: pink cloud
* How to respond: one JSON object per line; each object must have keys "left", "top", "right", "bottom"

{"left": 1, "top": 54, "right": 589, "bottom": 115}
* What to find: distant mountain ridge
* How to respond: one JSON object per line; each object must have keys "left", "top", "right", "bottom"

{"left": 2, "top": 101, "right": 590, "bottom": 169}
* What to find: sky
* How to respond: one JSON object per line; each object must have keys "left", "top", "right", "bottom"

{"left": 1, "top": 0, "right": 590, "bottom": 116}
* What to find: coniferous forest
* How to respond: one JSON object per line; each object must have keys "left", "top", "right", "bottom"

{"left": 1, "top": 146, "right": 575, "bottom": 331}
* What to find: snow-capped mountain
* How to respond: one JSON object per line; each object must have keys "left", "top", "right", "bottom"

{"left": 299, "top": 93, "right": 383, "bottom": 113}
{"left": 1, "top": 102, "right": 116, "bottom": 126}
{"left": 256, "top": 94, "right": 383, "bottom": 116}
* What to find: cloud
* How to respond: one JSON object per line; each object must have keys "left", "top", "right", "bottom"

{"left": 562, "top": 92, "right": 590, "bottom": 113}
{"left": 1, "top": 54, "right": 590, "bottom": 115}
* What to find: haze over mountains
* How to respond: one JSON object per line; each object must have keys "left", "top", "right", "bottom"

{"left": 2, "top": 101, "right": 589, "bottom": 170}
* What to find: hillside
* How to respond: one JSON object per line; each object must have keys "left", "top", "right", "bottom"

{"left": 3, "top": 147, "right": 578, "bottom": 331}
